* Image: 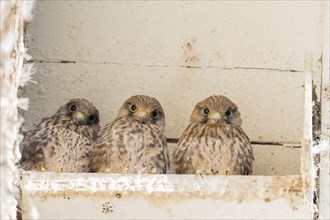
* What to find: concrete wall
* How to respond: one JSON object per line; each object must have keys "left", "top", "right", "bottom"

{"left": 21, "top": 1, "right": 329, "bottom": 219}
{"left": 25, "top": 1, "right": 325, "bottom": 176}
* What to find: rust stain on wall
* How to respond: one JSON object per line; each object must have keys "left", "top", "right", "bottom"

{"left": 182, "top": 37, "right": 199, "bottom": 67}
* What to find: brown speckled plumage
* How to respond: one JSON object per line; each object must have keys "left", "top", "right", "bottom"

{"left": 20, "top": 98, "right": 100, "bottom": 172}
{"left": 172, "top": 95, "right": 254, "bottom": 175}
{"left": 89, "top": 95, "right": 169, "bottom": 174}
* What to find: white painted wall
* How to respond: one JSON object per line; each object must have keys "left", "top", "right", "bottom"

{"left": 25, "top": 1, "right": 325, "bottom": 177}
{"left": 25, "top": 1, "right": 324, "bottom": 143}
{"left": 21, "top": 1, "right": 329, "bottom": 219}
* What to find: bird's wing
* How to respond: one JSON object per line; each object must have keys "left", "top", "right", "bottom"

{"left": 19, "top": 118, "right": 53, "bottom": 170}
{"left": 230, "top": 126, "right": 254, "bottom": 175}
{"left": 89, "top": 119, "right": 169, "bottom": 174}
{"left": 172, "top": 123, "right": 204, "bottom": 174}
{"left": 20, "top": 122, "right": 93, "bottom": 172}
{"left": 136, "top": 123, "right": 169, "bottom": 174}
{"left": 163, "top": 135, "right": 170, "bottom": 173}
{"left": 88, "top": 119, "right": 127, "bottom": 173}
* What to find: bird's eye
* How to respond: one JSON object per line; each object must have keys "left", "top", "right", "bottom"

{"left": 130, "top": 104, "right": 137, "bottom": 112}
{"left": 88, "top": 114, "right": 96, "bottom": 123}
{"left": 69, "top": 104, "right": 76, "bottom": 112}
{"left": 225, "top": 108, "right": 232, "bottom": 117}
{"left": 151, "top": 110, "right": 159, "bottom": 119}
{"left": 203, "top": 107, "right": 209, "bottom": 115}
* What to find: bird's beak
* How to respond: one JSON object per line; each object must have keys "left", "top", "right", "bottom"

{"left": 211, "top": 112, "right": 221, "bottom": 121}
{"left": 73, "top": 111, "right": 86, "bottom": 125}
{"left": 208, "top": 112, "right": 222, "bottom": 125}
{"left": 137, "top": 111, "right": 147, "bottom": 123}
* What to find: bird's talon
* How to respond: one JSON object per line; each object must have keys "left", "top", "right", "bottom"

{"left": 205, "top": 169, "right": 213, "bottom": 175}
{"left": 151, "top": 168, "right": 157, "bottom": 174}
{"left": 196, "top": 170, "right": 204, "bottom": 180}
{"left": 105, "top": 168, "right": 112, "bottom": 173}
{"left": 213, "top": 169, "right": 219, "bottom": 175}
{"left": 40, "top": 167, "right": 47, "bottom": 172}
{"left": 225, "top": 168, "right": 231, "bottom": 176}
{"left": 121, "top": 168, "right": 128, "bottom": 174}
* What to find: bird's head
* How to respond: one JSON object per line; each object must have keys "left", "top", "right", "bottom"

{"left": 190, "top": 95, "right": 242, "bottom": 126}
{"left": 57, "top": 98, "right": 100, "bottom": 132}
{"left": 117, "top": 95, "right": 165, "bottom": 129}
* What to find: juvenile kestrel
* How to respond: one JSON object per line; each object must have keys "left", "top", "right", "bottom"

{"left": 89, "top": 95, "right": 169, "bottom": 174}
{"left": 20, "top": 98, "right": 100, "bottom": 172}
{"left": 172, "top": 95, "right": 254, "bottom": 175}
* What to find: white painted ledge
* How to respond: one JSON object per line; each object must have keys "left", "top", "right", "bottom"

{"left": 21, "top": 172, "right": 312, "bottom": 219}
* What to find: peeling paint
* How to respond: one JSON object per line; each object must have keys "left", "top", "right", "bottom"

{"left": 0, "top": 0, "right": 34, "bottom": 219}
{"left": 21, "top": 172, "right": 306, "bottom": 209}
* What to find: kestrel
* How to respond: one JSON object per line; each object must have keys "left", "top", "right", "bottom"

{"left": 20, "top": 98, "right": 100, "bottom": 172}
{"left": 172, "top": 95, "right": 254, "bottom": 175}
{"left": 89, "top": 95, "right": 169, "bottom": 174}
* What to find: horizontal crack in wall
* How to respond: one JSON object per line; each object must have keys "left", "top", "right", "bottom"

{"left": 27, "top": 60, "right": 303, "bottom": 72}
{"left": 166, "top": 138, "right": 301, "bottom": 147}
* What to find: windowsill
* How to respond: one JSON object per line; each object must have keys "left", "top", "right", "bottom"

{"left": 20, "top": 171, "right": 312, "bottom": 219}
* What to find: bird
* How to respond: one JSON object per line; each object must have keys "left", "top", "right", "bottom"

{"left": 20, "top": 98, "right": 100, "bottom": 172}
{"left": 89, "top": 95, "right": 169, "bottom": 174}
{"left": 172, "top": 95, "right": 254, "bottom": 175}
